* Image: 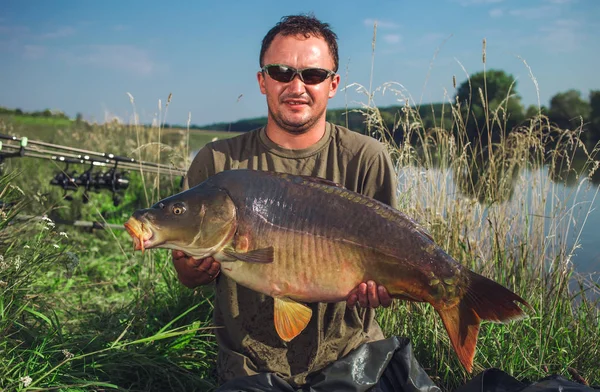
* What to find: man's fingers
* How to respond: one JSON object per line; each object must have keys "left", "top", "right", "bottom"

{"left": 172, "top": 249, "right": 185, "bottom": 259}
{"left": 367, "top": 281, "right": 379, "bottom": 308}
{"left": 196, "top": 258, "right": 214, "bottom": 274}
{"left": 206, "top": 260, "right": 221, "bottom": 278}
{"left": 358, "top": 283, "right": 368, "bottom": 308}
{"left": 347, "top": 289, "right": 358, "bottom": 308}
{"left": 378, "top": 286, "right": 393, "bottom": 308}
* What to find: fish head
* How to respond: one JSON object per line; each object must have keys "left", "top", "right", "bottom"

{"left": 124, "top": 185, "right": 237, "bottom": 259}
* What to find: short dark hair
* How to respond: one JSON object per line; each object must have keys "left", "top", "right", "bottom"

{"left": 259, "top": 14, "right": 339, "bottom": 73}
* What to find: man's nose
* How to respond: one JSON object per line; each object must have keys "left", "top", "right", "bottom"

{"left": 287, "top": 74, "right": 306, "bottom": 93}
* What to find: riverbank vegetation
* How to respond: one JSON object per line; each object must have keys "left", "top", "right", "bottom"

{"left": 1, "top": 63, "right": 599, "bottom": 390}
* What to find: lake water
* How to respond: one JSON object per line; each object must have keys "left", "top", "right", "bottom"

{"left": 397, "top": 163, "right": 600, "bottom": 287}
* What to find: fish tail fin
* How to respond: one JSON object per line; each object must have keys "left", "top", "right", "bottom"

{"left": 435, "top": 270, "right": 532, "bottom": 373}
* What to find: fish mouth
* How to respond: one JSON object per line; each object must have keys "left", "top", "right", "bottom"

{"left": 124, "top": 217, "right": 155, "bottom": 252}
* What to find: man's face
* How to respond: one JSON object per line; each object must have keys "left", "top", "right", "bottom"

{"left": 257, "top": 34, "right": 340, "bottom": 135}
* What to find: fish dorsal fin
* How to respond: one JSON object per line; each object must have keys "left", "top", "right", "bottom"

{"left": 273, "top": 297, "right": 312, "bottom": 342}
{"left": 296, "top": 175, "right": 344, "bottom": 189}
{"left": 416, "top": 225, "right": 435, "bottom": 243}
{"left": 223, "top": 247, "right": 274, "bottom": 263}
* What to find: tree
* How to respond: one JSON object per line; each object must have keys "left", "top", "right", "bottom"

{"left": 525, "top": 104, "right": 547, "bottom": 119}
{"left": 455, "top": 69, "right": 525, "bottom": 141}
{"left": 589, "top": 90, "right": 600, "bottom": 140}
{"left": 548, "top": 89, "right": 590, "bottom": 130}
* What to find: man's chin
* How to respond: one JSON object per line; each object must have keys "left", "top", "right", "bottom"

{"left": 277, "top": 117, "right": 313, "bottom": 135}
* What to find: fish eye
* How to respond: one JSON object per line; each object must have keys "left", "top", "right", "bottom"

{"left": 172, "top": 203, "right": 186, "bottom": 215}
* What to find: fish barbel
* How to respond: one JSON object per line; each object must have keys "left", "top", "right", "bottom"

{"left": 124, "top": 169, "right": 531, "bottom": 372}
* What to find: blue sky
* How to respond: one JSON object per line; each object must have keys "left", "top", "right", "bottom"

{"left": 1, "top": 0, "right": 599, "bottom": 127}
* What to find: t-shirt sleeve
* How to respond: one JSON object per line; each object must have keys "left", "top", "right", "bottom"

{"left": 183, "top": 144, "right": 217, "bottom": 190}
{"left": 362, "top": 148, "right": 398, "bottom": 209}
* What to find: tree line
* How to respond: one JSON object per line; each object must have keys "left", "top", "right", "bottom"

{"left": 199, "top": 69, "right": 600, "bottom": 147}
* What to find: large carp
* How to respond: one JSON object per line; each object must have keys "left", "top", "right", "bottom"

{"left": 124, "top": 169, "right": 531, "bottom": 372}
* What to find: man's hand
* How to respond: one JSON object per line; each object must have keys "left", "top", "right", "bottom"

{"left": 347, "top": 280, "right": 392, "bottom": 309}
{"left": 172, "top": 250, "right": 221, "bottom": 288}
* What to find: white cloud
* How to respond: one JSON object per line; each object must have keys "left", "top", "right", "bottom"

{"left": 537, "top": 19, "right": 583, "bottom": 53}
{"left": 363, "top": 18, "right": 400, "bottom": 30}
{"left": 418, "top": 33, "right": 450, "bottom": 46}
{"left": 489, "top": 8, "right": 504, "bottom": 17}
{"left": 545, "top": 0, "right": 577, "bottom": 4}
{"left": 0, "top": 24, "right": 30, "bottom": 36}
{"left": 62, "top": 45, "right": 157, "bottom": 76}
{"left": 22, "top": 45, "right": 46, "bottom": 59}
{"left": 455, "top": 0, "right": 504, "bottom": 6}
{"left": 383, "top": 34, "right": 402, "bottom": 44}
{"left": 508, "top": 6, "right": 559, "bottom": 19}
{"left": 39, "top": 26, "right": 75, "bottom": 39}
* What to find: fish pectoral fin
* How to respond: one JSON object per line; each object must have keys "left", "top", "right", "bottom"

{"left": 223, "top": 247, "right": 274, "bottom": 263}
{"left": 273, "top": 297, "right": 312, "bottom": 342}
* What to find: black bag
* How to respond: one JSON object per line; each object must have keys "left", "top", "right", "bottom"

{"left": 216, "top": 336, "right": 597, "bottom": 392}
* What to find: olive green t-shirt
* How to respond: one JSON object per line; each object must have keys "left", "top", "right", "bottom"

{"left": 184, "top": 122, "right": 398, "bottom": 387}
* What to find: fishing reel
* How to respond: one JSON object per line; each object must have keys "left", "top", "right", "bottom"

{"left": 49, "top": 161, "right": 80, "bottom": 201}
{"left": 50, "top": 159, "right": 130, "bottom": 206}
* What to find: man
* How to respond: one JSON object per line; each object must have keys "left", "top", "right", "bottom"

{"left": 173, "top": 14, "right": 398, "bottom": 389}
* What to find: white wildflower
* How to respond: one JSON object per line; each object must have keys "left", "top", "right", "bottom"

{"left": 62, "top": 349, "right": 74, "bottom": 359}
{"left": 59, "top": 232, "right": 68, "bottom": 238}
{"left": 13, "top": 255, "right": 22, "bottom": 270}
{"left": 24, "top": 245, "right": 30, "bottom": 249}
{"left": 53, "top": 244, "right": 60, "bottom": 249}
{"left": 20, "top": 376, "right": 32, "bottom": 387}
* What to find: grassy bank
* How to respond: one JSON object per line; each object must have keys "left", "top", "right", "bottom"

{"left": 1, "top": 88, "right": 599, "bottom": 391}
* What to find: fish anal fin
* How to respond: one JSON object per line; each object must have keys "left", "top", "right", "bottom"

{"left": 223, "top": 247, "right": 274, "bottom": 263}
{"left": 273, "top": 297, "right": 312, "bottom": 342}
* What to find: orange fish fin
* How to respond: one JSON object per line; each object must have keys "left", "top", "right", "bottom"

{"left": 436, "top": 301, "right": 480, "bottom": 373}
{"left": 223, "top": 247, "right": 274, "bottom": 263}
{"left": 436, "top": 270, "right": 532, "bottom": 373}
{"left": 273, "top": 297, "right": 312, "bottom": 342}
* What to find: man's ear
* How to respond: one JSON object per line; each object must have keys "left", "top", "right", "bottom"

{"left": 328, "top": 73, "right": 341, "bottom": 99}
{"left": 257, "top": 71, "right": 267, "bottom": 95}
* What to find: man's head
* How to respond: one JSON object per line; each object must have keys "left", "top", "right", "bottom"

{"left": 257, "top": 14, "right": 341, "bottom": 137}
{"left": 259, "top": 14, "right": 339, "bottom": 73}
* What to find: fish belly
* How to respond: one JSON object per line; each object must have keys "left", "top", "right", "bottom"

{"left": 221, "top": 231, "right": 368, "bottom": 303}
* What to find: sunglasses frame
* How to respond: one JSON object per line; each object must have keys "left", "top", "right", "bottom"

{"left": 261, "top": 64, "right": 336, "bottom": 85}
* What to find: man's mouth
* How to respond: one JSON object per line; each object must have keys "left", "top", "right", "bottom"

{"left": 283, "top": 98, "right": 309, "bottom": 107}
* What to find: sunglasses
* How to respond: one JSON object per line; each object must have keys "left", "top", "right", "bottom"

{"left": 261, "top": 64, "right": 335, "bottom": 85}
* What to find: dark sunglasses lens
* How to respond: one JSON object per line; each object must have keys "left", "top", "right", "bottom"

{"left": 266, "top": 66, "right": 294, "bottom": 82}
{"left": 301, "top": 69, "right": 330, "bottom": 84}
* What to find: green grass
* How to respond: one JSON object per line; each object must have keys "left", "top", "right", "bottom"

{"left": 1, "top": 77, "right": 599, "bottom": 391}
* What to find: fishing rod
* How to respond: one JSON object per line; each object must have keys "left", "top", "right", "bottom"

{"left": 0, "top": 133, "right": 188, "bottom": 206}
{"left": 0, "top": 133, "right": 184, "bottom": 172}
